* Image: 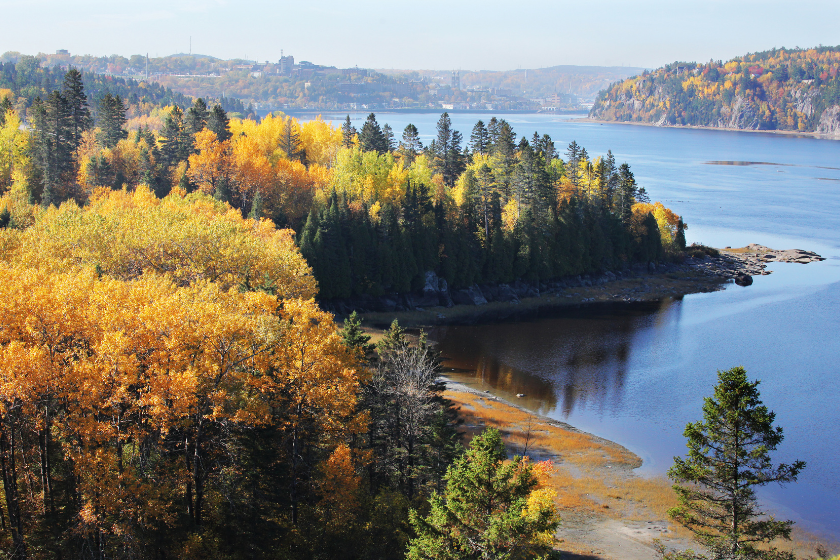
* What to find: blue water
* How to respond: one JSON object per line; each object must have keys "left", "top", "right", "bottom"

{"left": 310, "top": 113, "right": 840, "bottom": 539}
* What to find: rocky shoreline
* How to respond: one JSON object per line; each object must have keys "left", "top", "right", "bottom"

{"left": 320, "top": 244, "right": 824, "bottom": 322}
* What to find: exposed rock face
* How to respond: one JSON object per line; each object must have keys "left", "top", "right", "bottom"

{"left": 792, "top": 87, "right": 819, "bottom": 118}
{"left": 817, "top": 105, "right": 840, "bottom": 137}
{"left": 719, "top": 96, "right": 760, "bottom": 130}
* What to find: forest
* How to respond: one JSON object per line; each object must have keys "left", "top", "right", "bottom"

{"left": 590, "top": 46, "right": 840, "bottom": 132}
{"left": 0, "top": 66, "right": 683, "bottom": 558}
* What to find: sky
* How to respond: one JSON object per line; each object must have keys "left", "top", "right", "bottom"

{"left": 1, "top": 0, "right": 838, "bottom": 71}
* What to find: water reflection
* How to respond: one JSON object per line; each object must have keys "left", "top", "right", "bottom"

{"left": 430, "top": 299, "right": 681, "bottom": 418}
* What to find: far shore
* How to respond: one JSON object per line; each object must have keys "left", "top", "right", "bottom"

{"left": 577, "top": 117, "right": 840, "bottom": 141}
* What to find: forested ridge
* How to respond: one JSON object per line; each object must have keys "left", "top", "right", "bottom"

{"left": 0, "top": 54, "right": 247, "bottom": 129}
{"left": 0, "top": 68, "right": 684, "bottom": 558}
{"left": 590, "top": 45, "right": 840, "bottom": 134}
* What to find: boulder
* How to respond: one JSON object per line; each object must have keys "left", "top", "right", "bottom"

{"left": 734, "top": 274, "right": 753, "bottom": 287}
{"left": 422, "top": 271, "right": 440, "bottom": 295}
{"left": 451, "top": 285, "right": 488, "bottom": 306}
{"left": 496, "top": 284, "right": 520, "bottom": 303}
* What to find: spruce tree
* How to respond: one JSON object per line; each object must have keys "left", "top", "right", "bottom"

{"left": 279, "top": 118, "right": 303, "bottom": 162}
{"left": 159, "top": 106, "right": 189, "bottom": 170}
{"left": 359, "top": 113, "right": 387, "bottom": 154}
{"left": 98, "top": 93, "right": 128, "bottom": 149}
{"left": 61, "top": 68, "right": 91, "bottom": 150}
{"left": 469, "top": 120, "right": 489, "bottom": 155}
{"left": 207, "top": 104, "right": 232, "bottom": 142}
{"left": 341, "top": 115, "right": 356, "bottom": 148}
{"left": 407, "top": 428, "right": 560, "bottom": 560}
{"left": 399, "top": 124, "right": 423, "bottom": 166}
{"left": 185, "top": 98, "right": 209, "bottom": 136}
{"left": 668, "top": 367, "right": 805, "bottom": 560}
{"left": 382, "top": 123, "right": 395, "bottom": 153}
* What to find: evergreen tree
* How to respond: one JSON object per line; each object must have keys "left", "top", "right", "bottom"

{"left": 61, "top": 68, "right": 91, "bottom": 150}
{"left": 159, "top": 106, "right": 187, "bottom": 170}
{"left": 341, "top": 115, "right": 356, "bottom": 148}
{"left": 565, "top": 140, "right": 581, "bottom": 188}
{"left": 469, "top": 120, "right": 489, "bottom": 155}
{"left": 207, "top": 104, "right": 232, "bottom": 142}
{"left": 279, "top": 117, "right": 304, "bottom": 162}
{"left": 248, "top": 190, "right": 264, "bottom": 220}
{"left": 185, "top": 97, "right": 209, "bottom": 136}
{"left": 31, "top": 91, "right": 73, "bottom": 206}
{"left": 617, "top": 162, "right": 637, "bottom": 223}
{"left": 98, "top": 93, "right": 128, "bottom": 149}
{"left": 487, "top": 116, "right": 501, "bottom": 147}
{"left": 407, "top": 428, "right": 560, "bottom": 560}
{"left": 432, "top": 113, "right": 465, "bottom": 188}
{"left": 341, "top": 311, "right": 376, "bottom": 364}
{"left": 668, "top": 367, "right": 805, "bottom": 560}
{"left": 382, "top": 123, "right": 395, "bottom": 153}
{"left": 399, "top": 124, "right": 423, "bottom": 166}
{"left": 359, "top": 113, "right": 387, "bottom": 154}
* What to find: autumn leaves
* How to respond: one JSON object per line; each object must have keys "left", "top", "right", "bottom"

{"left": 0, "top": 187, "right": 364, "bottom": 555}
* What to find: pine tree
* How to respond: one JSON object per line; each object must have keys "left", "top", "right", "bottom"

{"left": 279, "top": 118, "right": 303, "bottom": 162}
{"left": 382, "top": 123, "right": 395, "bottom": 153}
{"left": 399, "top": 124, "right": 423, "bottom": 166}
{"left": 159, "top": 106, "right": 186, "bottom": 170}
{"left": 98, "top": 93, "right": 128, "bottom": 149}
{"left": 407, "top": 428, "right": 560, "bottom": 560}
{"left": 61, "top": 68, "right": 91, "bottom": 150}
{"left": 359, "top": 113, "right": 387, "bottom": 154}
{"left": 31, "top": 91, "right": 73, "bottom": 206}
{"left": 667, "top": 367, "right": 805, "bottom": 560}
{"left": 185, "top": 98, "right": 209, "bottom": 136}
{"left": 342, "top": 311, "right": 377, "bottom": 364}
{"left": 341, "top": 115, "right": 356, "bottom": 148}
{"left": 469, "top": 120, "right": 489, "bottom": 155}
{"left": 207, "top": 104, "right": 232, "bottom": 142}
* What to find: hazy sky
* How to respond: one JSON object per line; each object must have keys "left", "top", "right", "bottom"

{"left": 1, "top": 0, "right": 838, "bottom": 70}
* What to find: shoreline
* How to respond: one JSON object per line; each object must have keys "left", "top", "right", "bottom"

{"left": 440, "top": 378, "right": 833, "bottom": 559}
{"left": 357, "top": 245, "right": 832, "bottom": 558}
{"left": 351, "top": 244, "right": 824, "bottom": 330}
{"left": 577, "top": 117, "right": 840, "bottom": 141}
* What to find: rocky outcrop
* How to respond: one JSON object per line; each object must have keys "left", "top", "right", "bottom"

{"left": 719, "top": 95, "right": 760, "bottom": 130}
{"left": 451, "top": 285, "right": 488, "bottom": 306}
{"left": 321, "top": 244, "right": 825, "bottom": 315}
{"left": 817, "top": 105, "right": 840, "bottom": 137}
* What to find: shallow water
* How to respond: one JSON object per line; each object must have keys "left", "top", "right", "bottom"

{"left": 309, "top": 112, "right": 840, "bottom": 538}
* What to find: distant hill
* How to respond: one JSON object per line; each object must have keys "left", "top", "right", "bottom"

{"left": 589, "top": 46, "right": 840, "bottom": 135}
{"left": 378, "top": 65, "right": 647, "bottom": 101}
{"left": 0, "top": 51, "right": 246, "bottom": 121}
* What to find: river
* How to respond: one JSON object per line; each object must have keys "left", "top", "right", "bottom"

{"left": 308, "top": 112, "right": 840, "bottom": 539}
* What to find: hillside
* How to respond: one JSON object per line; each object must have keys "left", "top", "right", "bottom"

{"left": 0, "top": 52, "right": 246, "bottom": 123}
{"left": 589, "top": 46, "right": 840, "bottom": 135}
{"left": 377, "top": 65, "right": 647, "bottom": 105}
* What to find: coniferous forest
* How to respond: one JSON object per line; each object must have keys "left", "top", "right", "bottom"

{"left": 0, "top": 65, "right": 686, "bottom": 558}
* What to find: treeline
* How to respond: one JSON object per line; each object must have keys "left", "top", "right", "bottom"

{"left": 1, "top": 68, "right": 684, "bottom": 306}
{"left": 301, "top": 113, "right": 681, "bottom": 300}
{"left": 591, "top": 45, "right": 840, "bottom": 132}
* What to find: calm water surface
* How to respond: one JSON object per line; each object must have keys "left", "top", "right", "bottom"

{"left": 313, "top": 113, "right": 840, "bottom": 538}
